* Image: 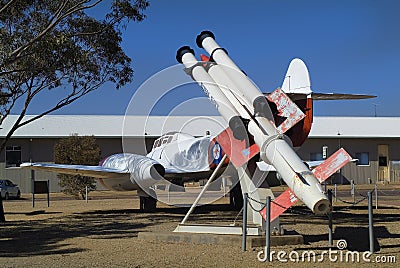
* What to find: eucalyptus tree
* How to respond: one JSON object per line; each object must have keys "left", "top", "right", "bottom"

{"left": 0, "top": 0, "right": 149, "bottom": 222}
{"left": 0, "top": 0, "right": 149, "bottom": 153}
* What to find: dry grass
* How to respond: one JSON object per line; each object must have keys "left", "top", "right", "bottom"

{"left": 0, "top": 190, "right": 399, "bottom": 267}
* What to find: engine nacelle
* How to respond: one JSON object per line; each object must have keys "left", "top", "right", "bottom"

{"left": 101, "top": 153, "right": 165, "bottom": 190}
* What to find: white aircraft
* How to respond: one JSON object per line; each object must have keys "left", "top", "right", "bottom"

{"left": 21, "top": 131, "right": 227, "bottom": 211}
{"left": 21, "top": 31, "right": 375, "bottom": 217}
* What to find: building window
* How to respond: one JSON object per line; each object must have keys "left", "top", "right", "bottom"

{"left": 310, "top": 152, "right": 323, "bottom": 161}
{"left": 6, "top": 145, "right": 22, "bottom": 167}
{"left": 355, "top": 152, "right": 369, "bottom": 166}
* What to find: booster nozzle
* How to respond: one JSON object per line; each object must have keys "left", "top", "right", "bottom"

{"left": 196, "top": 30, "right": 215, "bottom": 48}
{"left": 229, "top": 116, "right": 249, "bottom": 141}
{"left": 176, "top": 46, "right": 195, "bottom": 63}
{"left": 253, "top": 96, "right": 273, "bottom": 118}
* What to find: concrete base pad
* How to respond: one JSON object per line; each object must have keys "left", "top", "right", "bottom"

{"left": 138, "top": 232, "right": 304, "bottom": 248}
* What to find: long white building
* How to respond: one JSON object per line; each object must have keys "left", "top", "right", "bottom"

{"left": 1, "top": 115, "right": 399, "bottom": 192}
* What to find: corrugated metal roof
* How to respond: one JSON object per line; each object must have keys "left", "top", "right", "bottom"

{"left": 309, "top": 117, "right": 400, "bottom": 138}
{"left": 1, "top": 115, "right": 399, "bottom": 138}
{"left": 0, "top": 115, "right": 227, "bottom": 138}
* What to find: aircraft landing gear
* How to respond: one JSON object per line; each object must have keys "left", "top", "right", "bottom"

{"left": 137, "top": 189, "right": 157, "bottom": 212}
{"left": 230, "top": 182, "right": 243, "bottom": 211}
{"left": 140, "top": 195, "right": 157, "bottom": 212}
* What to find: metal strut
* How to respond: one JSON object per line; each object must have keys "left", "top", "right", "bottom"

{"left": 180, "top": 154, "right": 228, "bottom": 225}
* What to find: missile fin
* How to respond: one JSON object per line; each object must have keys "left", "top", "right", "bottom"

{"left": 215, "top": 127, "right": 259, "bottom": 167}
{"left": 200, "top": 54, "right": 210, "bottom": 62}
{"left": 260, "top": 148, "right": 352, "bottom": 221}
{"left": 260, "top": 188, "right": 298, "bottom": 222}
{"left": 266, "top": 88, "right": 305, "bottom": 134}
{"left": 312, "top": 148, "right": 352, "bottom": 182}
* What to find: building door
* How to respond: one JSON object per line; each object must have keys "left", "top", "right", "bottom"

{"left": 377, "top": 144, "right": 389, "bottom": 183}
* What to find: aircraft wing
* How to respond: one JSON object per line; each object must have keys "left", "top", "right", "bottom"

{"left": 20, "top": 162, "right": 210, "bottom": 181}
{"left": 20, "top": 163, "right": 129, "bottom": 179}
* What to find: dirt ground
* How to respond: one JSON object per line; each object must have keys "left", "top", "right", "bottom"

{"left": 0, "top": 187, "right": 399, "bottom": 268}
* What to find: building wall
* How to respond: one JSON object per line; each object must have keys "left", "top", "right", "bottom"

{"left": 2, "top": 135, "right": 399, "bottom": 193}
{"left": 0, "top": 137, "right": 155, "bottom": 193}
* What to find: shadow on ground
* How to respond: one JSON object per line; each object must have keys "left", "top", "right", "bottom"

{"left": 281, "top": 206, "right": 400, "bottom": 252}
{"left": 0, "top": 203, "right": 238, "bottom": 257}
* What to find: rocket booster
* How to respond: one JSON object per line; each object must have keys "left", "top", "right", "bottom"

{"left": 196, "top": 31, "right": 276, "bottom": 127}
{"left": 176, "top": 46, "right": 248, "bottom": 140}
{"left": 176, "top": 32, "right": 331, "bottom": 215}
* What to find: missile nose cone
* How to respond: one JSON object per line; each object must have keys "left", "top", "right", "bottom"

{"left": 176, "top": 46, "right": 195, "bottom": 63}
{"left": 196, "top": 30, "right": 215, "bottom": 48}
{"left": 200, "top": 54, "right": 210, "bottom": 62}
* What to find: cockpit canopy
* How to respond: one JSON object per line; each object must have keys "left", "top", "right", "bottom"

{"left": 152, "top": 132, "right": 195, "bottom": 150}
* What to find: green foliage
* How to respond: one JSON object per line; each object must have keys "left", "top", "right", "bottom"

{"left": 0, "top": 0, "right": 149, "bottom": 153}
{"left": 54, "top": 134, "right": 101, "bottom": 199}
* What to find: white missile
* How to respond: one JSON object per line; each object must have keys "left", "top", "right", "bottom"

{"left": 176, "top": 46, "right": 248, "bottom": 140}
{"left": 253, "top": 129, "right": 331, "bottom": 215}
{"left": 177, "top": 32, "right": 331, "bottom": 215}
{"left": 196, "top": 31, "right": 276, "bottom": 126}
{"left": 203, "top": 57, "right": 330, "bottom": 215}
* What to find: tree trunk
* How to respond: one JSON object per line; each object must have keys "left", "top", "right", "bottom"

{"left": 0, "top": 193, "right": 5, "bottom": 222}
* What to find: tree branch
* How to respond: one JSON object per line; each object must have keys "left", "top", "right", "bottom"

{"left": 8, "top": 0, "right": 103, "bottom": 62}
{"left": 17, "top": 76, "right": 106, "bottom": 130}
{"left": 0, "top": 0, "right": 17, "bottom": 14}
{"left": 0, "top": 77, "right": 34, "bottom": 153}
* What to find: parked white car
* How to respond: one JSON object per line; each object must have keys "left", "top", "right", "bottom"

{"left": 0, "top": 179, "right": 21, "bottom": 200}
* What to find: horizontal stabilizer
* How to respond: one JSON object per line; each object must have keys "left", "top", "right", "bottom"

{"left": 311, "top": 93, "right": 376, "bottom": 100}
{"left": 263, "top": 92, "right": 376, "bottom": 101}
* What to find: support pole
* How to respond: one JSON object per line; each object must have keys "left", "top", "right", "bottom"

{"left": 167, "top": 185, "right": 170, "bottom": 203}
{"left": 242, "top": 193, "right": 248, "bottom": 252}
{"left": 86, "top": 186, "right": 88, "bottom": 203}
{"left": 374, "top": 184, "right": 378, "bottom": 209}
{"left": 180, "top": 154, "right": 227, "bottom": 225}
{"left": 368, "top": 191, "right": 375, "bottom": 253}
{"left": 265, "top": 196, "right": 271, "bottom": 261}
{"left": 47, "top": 180, "right": 50, "bottom": 207}
{"left": 0, "top": 193, "right": 5, "bottom": 222}
{"left": 31, "top": 170, "right": 35, "bottom": 208}
{"left": 328, "top": 189, "right": 333, "bottom": 247}
{"left": 334, "top": 184, "right": 337, "bottom": 202}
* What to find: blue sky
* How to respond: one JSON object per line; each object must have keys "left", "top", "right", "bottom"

{"left": 25, "top": 0, "right": 400, "bottom": 117}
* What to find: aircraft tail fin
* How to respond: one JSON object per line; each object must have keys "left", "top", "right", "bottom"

{"left": 281, "top": 58, "right": 312, "bottom": 95}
